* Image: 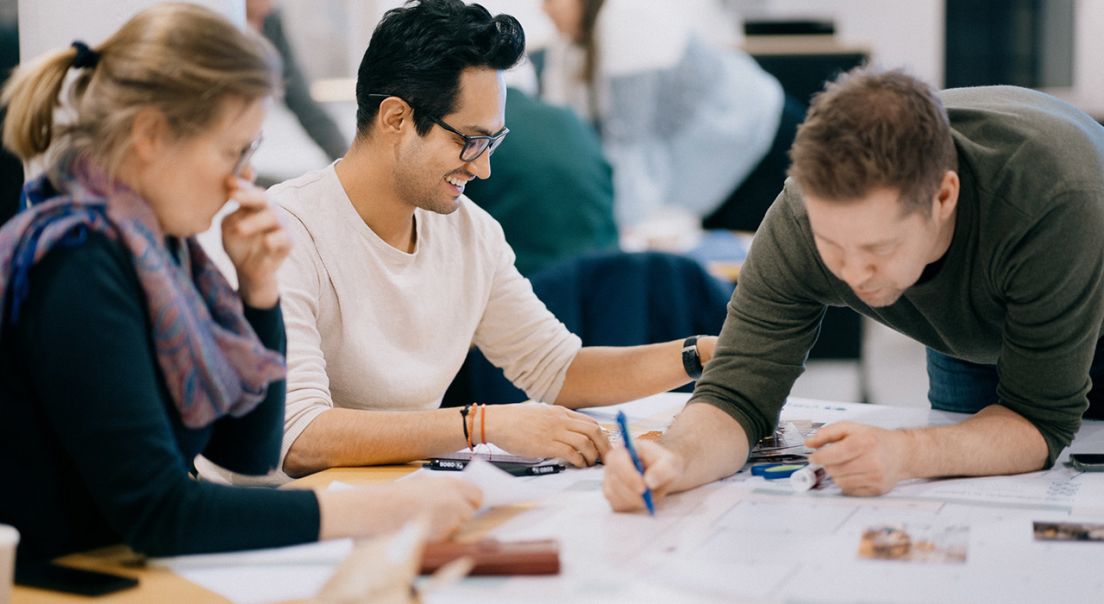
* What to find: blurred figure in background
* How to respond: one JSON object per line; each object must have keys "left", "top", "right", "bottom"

{"left": 463, "top": 66, "right": 618, "bottom": 277}
{"left": 540, "top": 0, "right": 803, "bottom": 233}
{"left": 246, "top": 0, "right": 347, "bottom": 161}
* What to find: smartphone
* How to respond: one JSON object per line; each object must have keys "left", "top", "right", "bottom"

{"left": 1068, "top": 453, "right": 1104, "bottom": 472}
{"left": 16, "top": 562, "right": 139, "bottom": 596}
{"left": 746, "top": 452, "right": 809, "bottom": 464}
{"left": 424, "top": 458, "right": 566, "bottom": 477}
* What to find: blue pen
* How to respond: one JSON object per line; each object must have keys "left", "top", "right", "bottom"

{"left": 616, "top": 411, "right": 656, "bottom": 516}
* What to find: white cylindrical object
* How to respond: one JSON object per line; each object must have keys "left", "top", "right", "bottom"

{"left": 0, "top": 524, "right": 20, "bottom": 604}
{"left": 791, "top": 465, "right": 826, "bottom": 492}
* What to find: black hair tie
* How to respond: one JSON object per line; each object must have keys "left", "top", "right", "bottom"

{"left": 71, "top": 41, "right": 100, "bottom": 69}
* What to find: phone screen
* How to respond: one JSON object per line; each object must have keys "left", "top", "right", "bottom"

{"left": 1069, "top": 453, "right": 1104, "bottom": 465}
{"left": 16, "top": 562, "right": 139, "bottom": 596}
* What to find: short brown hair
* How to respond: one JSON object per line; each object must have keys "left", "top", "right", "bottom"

{"left": 2, "top": 3, "right": 282, "bottom": 177}
{"left": 787, "top": 67, "right": 957, "bottom": 215}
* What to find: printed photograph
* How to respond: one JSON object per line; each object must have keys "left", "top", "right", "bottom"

{"left": 857, "top": 524, "right": 969, "bottom": 564}
{"left": 1033, "top": 521, "right": 1104, "bottom": 542}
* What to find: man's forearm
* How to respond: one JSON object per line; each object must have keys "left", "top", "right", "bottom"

{"left": 283, "top": 407, "right": 468, "bottom": 477}
{"left": 661, "top": 402, "right": 751, "bottom": 493}
{"left": 556, "top": 340, "right": 692, "bottom": 408}
{"left": 902, "top": 404, "right": 1049, "bottom": 479}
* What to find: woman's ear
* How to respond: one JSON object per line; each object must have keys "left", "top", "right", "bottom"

{"left": 129, "top": 107, "right": 170, "bottom": 165}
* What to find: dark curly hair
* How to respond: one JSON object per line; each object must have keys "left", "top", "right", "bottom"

{"left": 354, "top": 0, "right": 525, "bottom": 137}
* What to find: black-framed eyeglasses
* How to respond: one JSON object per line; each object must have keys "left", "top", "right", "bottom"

{"left": 367, "top": 94, "right": 509, "bottom": 162}
{"left": 233, "top": 135, "right": 263, "bottom": 177}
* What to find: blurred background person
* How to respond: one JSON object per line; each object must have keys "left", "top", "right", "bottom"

{"left": 540, "top": 0, "right": 804, "bottom": 233}
{"left": 247, "top": 0, "right": 348, "bottom": 163}
{"left": 464, "top": 63, "right": 618, "bottom": 277}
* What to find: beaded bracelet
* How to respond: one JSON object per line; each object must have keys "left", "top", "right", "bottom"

{"left": 460, "top": 404, "right": 472, "bottom": 448}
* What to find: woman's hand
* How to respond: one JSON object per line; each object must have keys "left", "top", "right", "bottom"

{"left": 483, "top": 402, "right": 611, "bottom": 467}
{"left": 318, "top": 476, "right": 483, "bottom": 542}
{"left": 221, "top": 177, "right": 292, "bottom": 308}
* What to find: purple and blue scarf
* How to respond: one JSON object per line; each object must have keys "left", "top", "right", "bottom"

{"left": 0, "top": 155, "right": 285, "bottom": 428}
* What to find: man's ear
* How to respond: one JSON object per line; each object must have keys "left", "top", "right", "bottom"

{"left": 129, "top": 107, "right": 169, "bottom": 165}
{"left": 376, "top": 97, "right": 411, "bottom": 136}
{"left": 933, "top": 169, "right": 959, "bottom": 220}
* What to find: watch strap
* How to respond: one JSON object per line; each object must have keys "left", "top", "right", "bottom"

{"left": 682, "top": 335, "right": 703, "bottom": 380}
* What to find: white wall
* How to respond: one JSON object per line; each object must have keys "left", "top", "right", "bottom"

{"left": 729, "top": 0, "right": 944, "bottom": 87}
{"left": 281, "top": 0, "right": 1104, "bottom": 117}
{"left": 1046, "top": 0, "right": 1104, "bottom": 118}
{"left": 18, "top": 0, "right": 245, "bottom": 62}
{"left": 738, "top": 0, "right": 1104, "bottom": 118}
{"left": 280, "top": 0, "right": 551, "bottom": 81}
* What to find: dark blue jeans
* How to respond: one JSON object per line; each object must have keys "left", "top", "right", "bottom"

{"left": 926, "top": 340, "right": 1104, "bottom": 419}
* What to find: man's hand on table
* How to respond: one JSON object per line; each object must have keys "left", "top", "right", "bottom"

{"left": 806, "top": 422, "right": 913, "bottom": 496}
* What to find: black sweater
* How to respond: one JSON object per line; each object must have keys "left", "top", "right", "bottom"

{"left": 0, "top": 233, "right": 319, "bottom": 562}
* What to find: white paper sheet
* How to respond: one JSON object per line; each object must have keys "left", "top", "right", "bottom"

{"left": 459, "top": 458, "right": 549, "bottom": 508}
{"left": 152, "top": 539, "right": 352, "bottom": 603}
{"left": 156, "top": 395, "right": 1104, "bottom": 603}
{"left": 425, "top": 397, "right": 1104, "bottom": 604}
{"left": 886, "top": 464, "right": 1104, "bottom": 513}
{"left": 579, "top": 392, "right": 687, "bottom": 425}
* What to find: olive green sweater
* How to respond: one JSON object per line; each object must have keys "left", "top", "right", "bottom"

{"left": 692, "top": 86, "right": 1104, "bottom": 466}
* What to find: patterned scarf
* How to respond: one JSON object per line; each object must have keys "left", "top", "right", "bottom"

{"left": 0, "top": 155, "right": 285, "bottom": 428}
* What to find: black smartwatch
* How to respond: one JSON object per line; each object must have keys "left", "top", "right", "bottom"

{"left": 681, "top": 335, "right": 704, "bottom": 380}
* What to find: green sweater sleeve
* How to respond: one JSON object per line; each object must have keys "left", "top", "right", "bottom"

{"left": 20, "top": 233, "right": 320, "bottom": 556}
{"left": 689, "top": 182, "right": 833, "bottom": 447}
{"left": 992, "top": 192, "right": 1104, "bottom": 466}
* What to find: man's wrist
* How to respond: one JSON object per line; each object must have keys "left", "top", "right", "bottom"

{"left": 696, "top": 336, "right": 716, "bottom": 366}
{"left": 895, "top": 428, "right": 923, "bottom": 480}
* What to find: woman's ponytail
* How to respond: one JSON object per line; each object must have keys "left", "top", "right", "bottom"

{"left": 1, "top": 46, "right": 85, "bottom": 160}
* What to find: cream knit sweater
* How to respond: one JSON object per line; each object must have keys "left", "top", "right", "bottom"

{"left": 271, "top": 163, "right": 582, "bottom": 466}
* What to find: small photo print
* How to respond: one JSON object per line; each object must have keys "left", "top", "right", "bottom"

{"left": 1033, "top": 521, "right": 1104, "bottom": 542}
{"left": 857, "top": 524, "right": 969, "bottom": 564}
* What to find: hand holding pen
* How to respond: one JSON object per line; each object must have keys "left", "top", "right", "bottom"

{"left": 602, "top": 411, "right": 686, "bottom": 514}
{"left": 615, "top": 411, "right": 655, "bottom": 515}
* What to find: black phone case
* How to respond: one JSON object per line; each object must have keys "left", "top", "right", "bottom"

{"left": 16, "top": 562, "right": 139, "bottom": 596}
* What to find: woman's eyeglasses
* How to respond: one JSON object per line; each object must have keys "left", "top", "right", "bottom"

{"left": 233, "top": 136, "right": 263, "bottom": 177}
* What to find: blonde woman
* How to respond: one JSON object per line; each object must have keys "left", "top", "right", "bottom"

{"left": 0, "top": 3, "right": 479, "bottom": 564}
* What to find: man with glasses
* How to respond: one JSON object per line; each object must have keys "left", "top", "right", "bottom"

{"left": 237, "top": 0, "right": 717, "bottom": 482}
